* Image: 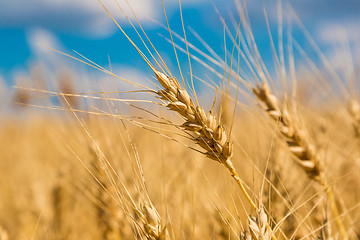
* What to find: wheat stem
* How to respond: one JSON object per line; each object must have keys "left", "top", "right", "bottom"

{"left": 326, "top": 182, "right": 347, "bottom": 239}
{"left": 223, "top": 160, "right": 256, "bottom": 210}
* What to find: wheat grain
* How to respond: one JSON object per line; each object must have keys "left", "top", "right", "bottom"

{"left": 252, "top": 81, "right": 323, "bottom": 183}
{"left": 240, "top": 206, "right": 271, "bottom": 240}
{"left": 252, "top": 81, "right": 349, "bottom": 238}
{"left": 155, "top": 70, "right": 233, "bottom": 164}
{"left": 139, "top": 203, "right": 168, "bottom": 240}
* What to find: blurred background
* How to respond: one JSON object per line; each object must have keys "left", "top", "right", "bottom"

{"left": 1, "top": 0, "right": 360, "bottom": 84}
{"left": 0, "top": 0, "right": 359, "bottom": 116}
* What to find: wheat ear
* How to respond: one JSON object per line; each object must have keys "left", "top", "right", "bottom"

{"left": 91, "top": 148, "right": 119, "bottom": 240}
{"left": 252, "top": 81, "right": 323, "bottom": 182}
{"left": 51, "top": 175, "right": 67, "bottom": 239}
{"left": 252, "top": 81, "right": 347, "bottom": 238}
{"left": 240, "top": 206, "right": 271, "bottom": 240}
{"left": 154, "top": 69, "right": 277, "bottom": 239}
{"left": 138, "top": 203, "right": 168, "bottom": 240}
{"left": 154, "top": 70, "right": 252, "bottom": 203}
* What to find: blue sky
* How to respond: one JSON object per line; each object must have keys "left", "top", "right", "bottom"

{"left": 1, "top": 0, "right": 360, "bottom": 87}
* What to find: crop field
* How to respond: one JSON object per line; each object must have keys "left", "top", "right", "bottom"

{"left": 0, "top": 0, "right": 359, "bottom": 239}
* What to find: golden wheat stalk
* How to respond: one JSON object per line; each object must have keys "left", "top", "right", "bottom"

{"left": 139, "top": 203, "right": 168, "bottom": 240}
{"left": 51, "top": 175, "right": 68, "bottom": 240}
{"left": 88, "top": 121, "right": 168, "bottom": 240}
{"left": 91, "top": 148, "right": 120, "bottom": 240}
{"left": 248, "top": 206, "right": 271, "bottom": 240}
{"left": 155, "top": 70, "right": 233, "bottom": 164}
{"left": 153, "top": 69, "right": 278, "bottom": 239}
{"left": 252, "top": 81, "right": 323, "bottom": 183}
{"left": 252, "top": 81, "right": 347, "bottom": 238}
{"left": 58, "top": 69, "right": 78, "bottom": 109}
{"left": 240, "top": 206, "right": 271, "bottom": 240}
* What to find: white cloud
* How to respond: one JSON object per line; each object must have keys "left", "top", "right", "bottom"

{"left": 1, "top": 0, "right": 159, "bottom": 37}
{"left": 317, "top": 21, "right": 360, "bottom": 45}
{"left": 313, "top": 20, "right": 360, "bottom": 76}
{"left": 326, "top": 47, "right": 353, "bottom": 73}
{"left": 27, "top": 28, "right": 62, "bottom": 56}
{"left": 93, "top": 65, "right": 154, "bottom": 92}
{"left": 0, "top": 0, "right": 205, "bottom": 37}
{"left": 26, "top": 28, "right": 67, "bottom": 70}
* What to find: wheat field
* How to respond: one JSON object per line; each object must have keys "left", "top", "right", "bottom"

{"left": 1, "top": 0, "right": 360, "bottom": 239}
